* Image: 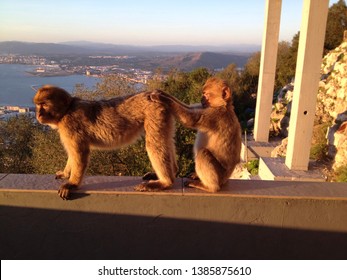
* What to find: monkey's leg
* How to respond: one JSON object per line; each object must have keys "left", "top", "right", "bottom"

{"left": 142, "top": 148, "right": 178, "bottom": 182}
{"left": 136, "top": 145, "right": 174, "bottom": 191}
{"left": 142, "top": 147, "right": 178, "bottom": 182}
{"left": 136, "top": 131, "right": 176, "bottom": 192}
{"left": 142, "top": 154, "right": 178, "bottom": 181}
{"left": 186, "top": 148, "right": 224, "bottom": 193}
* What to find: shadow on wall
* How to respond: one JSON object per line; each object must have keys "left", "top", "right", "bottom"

{"left": 1, "top": 205, "right": 346, "bottom": 260}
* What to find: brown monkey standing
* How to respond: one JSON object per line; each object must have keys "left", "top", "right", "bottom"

{"left": 33, "top": 85, "right": 177, "bottom": 199}
{"left": 150, "top": 77, "right": 241, "bottom": 192}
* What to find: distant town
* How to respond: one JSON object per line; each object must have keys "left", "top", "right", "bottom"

{"left": 0, "top": 105, "right": 34, "bottom": 120}
{"left": 0, "top": 54, "right": 156, "bottom": 84}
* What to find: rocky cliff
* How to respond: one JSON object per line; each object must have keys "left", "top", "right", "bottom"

{"left": 271, "top": 32, "right": 347, "bottom": 178}
{"left": 317, "top": 32, "right": 347, "bottom": 170}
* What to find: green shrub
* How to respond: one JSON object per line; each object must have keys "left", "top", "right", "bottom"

{"left": 246, "top": 159, "right": 259, "bottom": 175}
{"left": 335, "top": 165, "right": 347, "bottom": 182}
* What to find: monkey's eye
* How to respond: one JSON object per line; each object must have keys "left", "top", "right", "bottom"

{"left": 36, "top": 103, "right": 49, "bottom": 111}
{"left": 203, "top": 92, "right": 211, "bottom": 99}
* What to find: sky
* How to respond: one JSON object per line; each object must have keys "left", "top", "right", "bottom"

{"left": 0, "top": 0, "right": 340, "bottom": 46}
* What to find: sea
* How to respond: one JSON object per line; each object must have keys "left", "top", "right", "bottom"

{"left": 0, "top": 64, "right": 100, "bottom": 107}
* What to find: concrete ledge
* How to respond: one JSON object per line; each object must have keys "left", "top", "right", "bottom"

{"left": 259, "top": 157, "right": 326, "bottom": 182}
{"left": 0, "top": 173, "right": 345, "bottom": 199}
{"left": 241, "top": 140, "right": 279, "bottom": 161}
{"left": 1, "top": 174, "right": 347, "bottom": 259}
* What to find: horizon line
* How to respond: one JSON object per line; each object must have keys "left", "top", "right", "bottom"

{"left": 0, "top": 40, "right": 262, "bottom": 48}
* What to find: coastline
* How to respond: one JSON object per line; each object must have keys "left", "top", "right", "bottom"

{"left": 25, "top": 70, "right": 75, "bottom": 77}
{"left": 0, "top": 64, "right": 99, "bottom": 107}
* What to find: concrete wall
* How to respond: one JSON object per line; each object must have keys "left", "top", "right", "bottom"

{"left": 1, "top": 174, "right": 347, "bottom": 259}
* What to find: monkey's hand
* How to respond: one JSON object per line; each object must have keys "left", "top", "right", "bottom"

{"left": 149, "top": 91, "right": 162, "bottom": 103}
{"left": 58, "top": 183, "right": 78, "bottom": 200}
{"left": 55, "top": 170, "right": 70, "bottom": 180}
{"left": 150, "top": 90, "right": 172, "bottom": 104}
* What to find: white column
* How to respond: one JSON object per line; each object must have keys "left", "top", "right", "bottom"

{"left": 254, "top": 0, "right": 282, "bottom": 142}
{"left": 285, "top": 0, "right": 329, "bottom": 170}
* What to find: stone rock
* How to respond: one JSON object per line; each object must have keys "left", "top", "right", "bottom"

{"left": 271, "top": 137, "right": 288, "bottom": 158}
{"left": 315, "top": 35, "right": 347, "bottom": 171}
{"left": 230, "top": 163, "right": 251, "bottom": 180}
{"left": 270, "top": 101, "right": 290, "bottom": 137}
{"left": 277, "top": 82, "right": 294, "bottom": 103}
{"left": 247, "top": 118, "right": 254, "bottom": 129}
{"left": 280, "top": 116, "right": 290, "bottom": 138}
{"left": 333, "top": 121, "right": 347, "bottom": 169}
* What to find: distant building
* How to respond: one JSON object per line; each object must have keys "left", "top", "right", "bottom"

{"left": 4, "top": 106, "right": 30, "bottom": 113}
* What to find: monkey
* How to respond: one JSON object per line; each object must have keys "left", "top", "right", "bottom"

{"left": 33, "top": 85, "right": 177, "bottom": 199}
{"left": 150, "top": 77, "right": 241, "bottom": 192}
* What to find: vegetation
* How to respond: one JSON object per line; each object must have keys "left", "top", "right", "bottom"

{"left": 324, "top": 0, "right": 347, "bottom": 51}
{"left": 310, "top": 123, "right": 331, "bottom": 161}
{"left": 335, "top": 165, "right": 347, "bottom": 182}
{"left": 245, "top": 159, "right": 259, "bottom": 176}
{"left": 0, "top": 115, "right": 37, "bottom": 173}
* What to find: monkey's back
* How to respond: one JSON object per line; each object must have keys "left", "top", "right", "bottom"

{"left": 59, "top": 92, "right": 174, "bottom": 150}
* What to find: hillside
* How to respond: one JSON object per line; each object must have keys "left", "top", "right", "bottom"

{"left": 0, "top": 41, "right": 91, "bottom": 55}
{"left": 0, "top": 41, "right": 251, "bottom": 70}
{"left": 0, "top": 41, "right": 258, "bottom": 56}
{"left": 158, "top": 52, "right": 248, "bottom": 71}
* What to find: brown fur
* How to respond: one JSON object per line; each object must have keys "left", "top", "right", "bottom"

{"left": 33, "top": 85, "right": 177, "bottom": 199}
{"left": 151, "top": 77, "right": 241, "bottom": 192}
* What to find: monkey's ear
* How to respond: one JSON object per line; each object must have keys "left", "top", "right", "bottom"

{"left": 222, "top": 86, "right": 231, "bottom": 101}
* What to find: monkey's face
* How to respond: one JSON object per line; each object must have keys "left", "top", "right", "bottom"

{"left": 35, "top": 100, "right": 57, "bottom": 125}
{"left": 33, "top": 86, "right": 72, "bottom": 127}
{"left": 202, "top": 80, "right": 231, "bottom": 108}
{"left": 201, "top": 88, "right": 225, "bottom": 108}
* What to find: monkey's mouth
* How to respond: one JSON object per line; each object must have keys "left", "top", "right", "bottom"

{"left": 201, "top": 97, "right": 209, "bottom": 108}
{"left": 36, "top": 112, "right": 44, "bottom": 122}
{"left": 36, "top": 113, "right": 49, "bottom": 124}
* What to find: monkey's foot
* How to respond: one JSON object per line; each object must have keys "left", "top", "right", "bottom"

{"left": 134, "top": 181, "right": 171, "bottom": 192}
{"left": 142, "top": 172, "right": 158, "bottom": 181}
{"left": 184, "top": 179, "right": 197, "bottom": 188}
{"left": 58, "top": 183, "right": 78, "bottom": 200}
{"left": 187, "top": 172, "right": 200, "bottom": 180}
{"left": 184, "top": 179, "right": 216, "bottom": 192}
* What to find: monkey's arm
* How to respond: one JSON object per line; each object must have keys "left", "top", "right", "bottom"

{"left": 151, "top": 91, "right": 202, "bottom": 128}
{"left": 58, "top": 142, "right": 90, "bottom": 199}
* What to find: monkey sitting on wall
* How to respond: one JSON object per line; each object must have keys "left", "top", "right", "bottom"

{"left": 150, "top": 77, "right": 241, "bottom": 192}
{"left": 33, "top": 85, "right": 177, "bottom": 199}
